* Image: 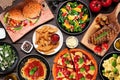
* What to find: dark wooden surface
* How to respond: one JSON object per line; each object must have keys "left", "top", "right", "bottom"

{"left": 0, "top": 0, "right": 120, "bottom": 80}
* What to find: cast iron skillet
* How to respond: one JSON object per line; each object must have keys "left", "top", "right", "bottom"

{"left": 99, "top": 52, "right": 120, "bottom": 80}
{"left": 17, "top": 54, "right": 51, "bottom": 80}
{"left": 0, "top": 42, "right": 19, "bottom": 75}
{"left": 56, "top": 0, "right": 92, "bottom": 35}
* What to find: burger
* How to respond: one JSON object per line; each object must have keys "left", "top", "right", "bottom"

{"left": 22, "top": 1, "right": 42, "bottom": 25}
{"left": 4, "top": 7, "right": 26, "bottom": 31}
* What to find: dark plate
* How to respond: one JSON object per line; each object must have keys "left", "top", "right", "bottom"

{"left": 17, "top": 54, "right": 51, "bottom": 80}
{"left": 0, "top": 42, "right": 19, "bottom": 75}
{"left": 56, "top": 1, "right": 92, "bottom": 35}
{"left": 99, "top": 52, "right": 120, "bottom": 80}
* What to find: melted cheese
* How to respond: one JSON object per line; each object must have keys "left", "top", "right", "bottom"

{"left": 75, "top": 52, "right": 83, "bottom": 58}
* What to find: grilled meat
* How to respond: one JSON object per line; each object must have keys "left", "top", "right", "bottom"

{"left": 89, "top": 26, "right": 116, "bottom": 45}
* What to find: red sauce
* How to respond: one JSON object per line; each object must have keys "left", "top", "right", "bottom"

{"left": 24, "top": 60, "right": 44, "bottom": 79}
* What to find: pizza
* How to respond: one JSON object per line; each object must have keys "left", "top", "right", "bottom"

{"left": 52, "top": 64, "right": 76, "bottom": 80}
{"left": 21, "top": 58, "right": 47, "bottom": 80}
{"left": 54, "top": 48, "right": 74, "bottom": 68}
{"left": 52, "top": 48, "right": 98, "bottom": 80}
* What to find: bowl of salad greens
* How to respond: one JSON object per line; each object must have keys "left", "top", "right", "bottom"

{"left": 0, "top": 42, "right": 19, "bottom": 75}
{"left": 57, "top": 1, "right": 91, "bottom": 35}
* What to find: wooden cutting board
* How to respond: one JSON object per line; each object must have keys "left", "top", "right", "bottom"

{"left": 81, "top": 3, "right": 120, "bottom": 56}
{"left": 0, "top": 0, "right": 54, "bottom": 42}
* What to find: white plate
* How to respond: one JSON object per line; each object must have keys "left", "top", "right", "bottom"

{"left": 32, "top": 24, "right": 63, "bottom": 55}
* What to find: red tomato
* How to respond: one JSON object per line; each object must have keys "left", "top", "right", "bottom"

{"left": 86, "top": 73, "right": 93, "bottom": 79}
{"left": 81, "top": 23, "right": 86, "bottom": 28}
{"left": 74, "top": 55, "right": 80, "bottom": 63}
{"left": 94, "top": 46, "right": 102, "bottom": 53}
{"left": 63, "top": 69, "right": 70, "bottom": 77}
{"left": 57, "top": 78, "right": 62, "bottom": 80}
{"left": 78, "top": 73, "right": 83, "bottom": 79}
{"left": 66, "top": 5, "right": 71, "bottom": 10}
{"left": 89, "top": 0, "right": 102, "bottom": 13}
{"left": 77, "top": 4, "right": 83, "bottom": 8}
{"left": 102, "top": 43, "right": 108, "bottom": 50}
{"left": 101, "top": 0, "right": 112, "bottom": 7}
{"left": 83, "top": 64, "right": 90, "bottom": 72}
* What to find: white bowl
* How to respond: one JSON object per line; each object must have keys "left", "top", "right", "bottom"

{"left": 21, "top": 41, "right": 33, "bottom": 53}
{"left": 0, "top": 28, "right": 6, "bottom": 39}
{"left": 66, "top": 36, "right": 78, "bottom": 48}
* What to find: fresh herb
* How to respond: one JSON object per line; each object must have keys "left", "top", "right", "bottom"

{"left": 58, "top": 72, "right": 62, "bottom": 76}
{"left": 79, "top": 58, "right": 84, "bottom": 64}
{"left": 81, "top": 77, "right": 85, "bottom": 80}
{"left": 69, "top": 74, "right": 74, "bottom": 79}
{"left": 29, "top": 67, "right": 38, "bottom": 75}
{"left": 102, "top": 70, "right": 105, "bottom": 73}
{"left": 63, "top": 53, "right": 69, "bottom": 58}
{"left": 65, "top": 60, "right": 70, "bottom": 64}
{"left": 112, "top": 61, "right": 116, "bottom": 67}
{"left": 112, "top": 54, "right": 118, "bottom": 58}
{"left": 95, "top": 32, "right": 108, "bottom": 40}
{"left": 80, "top": 68, "right": 85, "bottom": 72}
{"left": 90, "top": 65, "right": 95, "bottom": 70}
{"left": 113, "top": 68, "right": 118, "bottom": 74}
{"left": 14, "top": 26, "right": 22, "bottom": 31}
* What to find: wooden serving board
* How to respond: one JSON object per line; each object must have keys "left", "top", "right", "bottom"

{"left": 0, "top": 0, "right": 54, "bottom": 42}
{"left": 81, "top": 3, "right": 120, "bottom": 56}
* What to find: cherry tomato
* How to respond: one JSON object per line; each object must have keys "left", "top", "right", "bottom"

{"left": 101, "top": 0, "right": 112, "bottom": 7}
{"left": 102, "top": 43, "right": 108, "bottom": 50}
{"left": 94, "top": 46, "right": 102, "bottom": 53}
{"left": 89, "top": 0, "right": 102, "bottom": 13}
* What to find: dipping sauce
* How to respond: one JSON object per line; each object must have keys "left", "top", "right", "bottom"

{"left": 4, "top": 74, "right": 18, "bottom": 80}
{"left": 114, "top": 38, "right": 120, "bottom": 51}
{"left": 66, "top": 36, "right": 78, "bottom": 48}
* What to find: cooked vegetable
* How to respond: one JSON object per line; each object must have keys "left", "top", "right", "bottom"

{"left": 58, "top": 2, "right": 90, "bottom": 33}
{"left": 0, "top": 44, "right": 16, "bottom": 71}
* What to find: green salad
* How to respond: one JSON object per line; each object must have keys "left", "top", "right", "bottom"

{"left": 58, "top": 2, "right": 90, "bottom": 33}
{"left": 0, "top": 44, "right": 17, "bottom": 71}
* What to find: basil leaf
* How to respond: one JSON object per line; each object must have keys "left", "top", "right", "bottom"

{"left": 29, "top": 67, "right": 38, "bottom": 75}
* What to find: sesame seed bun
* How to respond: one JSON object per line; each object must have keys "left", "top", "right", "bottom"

{"left": 23, "top": 1, "right": 42, "bottom": 19}
{"left": 8, "top": 7, "right": 25, "bottom": 21}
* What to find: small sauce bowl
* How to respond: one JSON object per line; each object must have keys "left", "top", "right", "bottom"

{"left": 66, "top": 36, "right": 78, "bottom": 48}
{"left": 4, "top": 73, "right": 18, "bottom": 80}
{"left": 114, "top": 38, "right": 120, "bottom": 51}
{"left": 21, "top": 41, "right": 33, "bottom": 53}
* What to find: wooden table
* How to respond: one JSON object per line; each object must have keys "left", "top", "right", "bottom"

{"left": 0, "top": 0, "right": 120, "bottom": 80}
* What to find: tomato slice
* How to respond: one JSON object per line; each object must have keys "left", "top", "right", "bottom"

{"left": 66, "top": 5, "right": 71, "bottom": 10}
{"left": 86, "top": 73, "right": 93, "bottom": 79}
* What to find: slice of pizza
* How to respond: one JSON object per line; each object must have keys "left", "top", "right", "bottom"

{"left": 54, "top": 48, "right": 74, "bottom": 68}
{"left": 52, "top": 64, "right": 76, "bottom": 80}
{"left": 70, "top": 49, "right": 98, "bottom": 80}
